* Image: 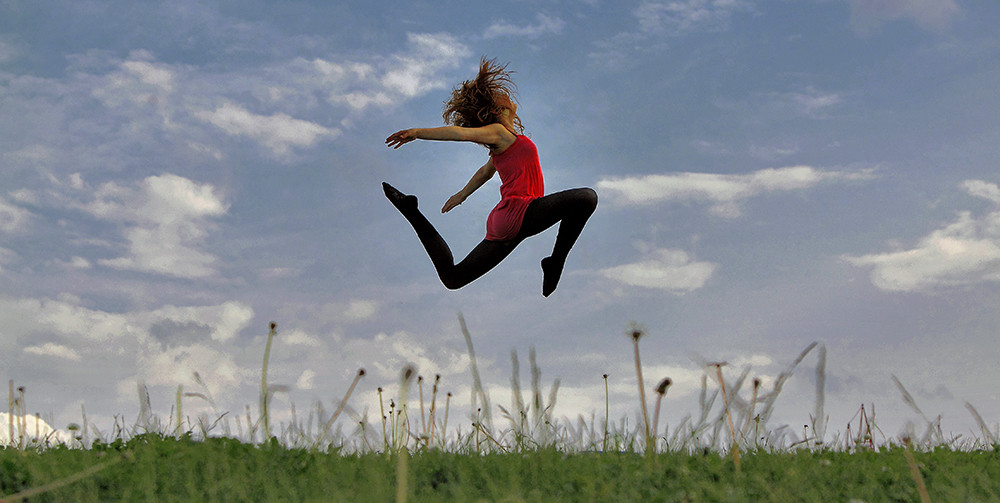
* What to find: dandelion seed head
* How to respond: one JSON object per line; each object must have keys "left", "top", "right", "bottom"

{"left": 656, "top": 378, "right": 672, "bottom": 395}
{"left": 627, "top": 321, "right": 646, "bottom": 341}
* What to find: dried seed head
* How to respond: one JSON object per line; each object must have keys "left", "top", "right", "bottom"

{"left": 378, "top": 387, "right": 383, "bottom": 393}
{"left": 752, "top": 378, "right": 761, "bottom": 389}
{"left": 603, "top": 374, "right": 609, "bottom": 379}
{"left": 655, "top": 378, "right": 672, "bottom": 395}
{"left": 434, "top": 374, "right": 441, "bottom": 383}
{"left": 358, "top": 369, "right": 366, "bottom": 377}
{"left": 627, "top": 322, "right": 646, "bottom": 341}
{"left": 418, "top": 375, "right": 423, "bottom": 383}
{"left": 402, "top": 366, "right": 415, "bottom": 382}
{"left": 269, "top": 321, "right": 277, "bottom": 331}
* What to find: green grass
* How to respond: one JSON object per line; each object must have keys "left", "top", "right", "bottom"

{"left": 3, "top": 435, "right": 1000, "bottom": 502}
{"left": 5, "top": 318, "right": 1000, "bottom": 501}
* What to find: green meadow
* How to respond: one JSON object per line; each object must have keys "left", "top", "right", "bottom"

{"left": 3, "top": 319, "right": 999, "bottom": 502}
{"left": 3, "top": 437, "right": 1000, "bottom": 502}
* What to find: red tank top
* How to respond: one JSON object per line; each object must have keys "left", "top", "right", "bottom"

{"left": 485, "top": 135, "right": 545, "bottom": 241}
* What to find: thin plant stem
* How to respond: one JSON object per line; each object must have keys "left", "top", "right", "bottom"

{"left": 418, "top": 376, "right": 426, "bottom": 441}
{"left": 260, "top": 322, "right": 277, "bottom": 440}
{"left": 396, "top": 367, "right": 414, "bottom": 503}
{"left": 630, "top": 328, "right": 651, "bottom": 450}
{"left": 713, "top": 364, "right": 740, "bottom": 468}
{"left": 313, "top": 369, "right": 365, "bottom": 450}
{"left": 379, "top": 388, "right": 388, "bottom": 453}
{"left": 603, "top": 374, "right": 609, "bottom": 452}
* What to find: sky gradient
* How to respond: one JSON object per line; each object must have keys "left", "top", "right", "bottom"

{"left": 2, "top": 0, "right": 1000, "bottom": 444}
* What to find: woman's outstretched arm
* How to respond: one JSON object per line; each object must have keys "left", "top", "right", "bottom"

{"left": 442, "top": 159, "right": 496, "bottom": 213}
{"left": 385, "top": 124, "right": 511, "bottom": 149}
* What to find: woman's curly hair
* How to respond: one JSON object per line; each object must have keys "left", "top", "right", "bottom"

{"left": 443, "top": 57, "right": 523, "bottom": 134}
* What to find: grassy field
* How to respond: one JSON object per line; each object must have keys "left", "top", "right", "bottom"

{"left": 4, "top": 320, "right": 1000, "bottom": 501}
{"left": 2, "top": 434, "right": 1000, "bottom": 502}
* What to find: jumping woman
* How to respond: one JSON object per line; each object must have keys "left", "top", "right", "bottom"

{"left": 383, "top": 58, "right": 598, "bottom": 297}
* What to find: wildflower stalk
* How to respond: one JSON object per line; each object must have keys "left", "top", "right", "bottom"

{"left": 628, "top": 324, "right": 651, "bottom": 451}
{"left": 260, "top": 322, "right": 277, "bottom": 440}
{"left": 442, "top": 392, "right": 452, "bottom": 449}
{"left": 313, "top": 369, "right": 365, "bottom": 450}
{"left": 652, "top": 378, "right": 672, "bottom": 448}
{"left": 8, "top": 380, "right": 13, "bottom": 449}
{"left": 713, "top": 363, "right": 740, "bottom": 468}
{"left": 903, "top": 437, "right": 931, "bottom": 503}
{"left": 740, "top": 378, "right": 761, "bottom": 448}
{"left": 458, "top": 313, "right": 491, "bottom": 430}
{"left": 603, "top": 374, "right": 610, "bottom": 452}
{"left": 175, "top": 384, "right": 183, "bottom": 438}
{"left": 418, "top": 376, "right": 426, "bottom": 441}
{"left": 428, "top": 375, "right": 440, "bottom": 448}
{"left": 379, "top": 387, "right": 388, "bottom": 452}
{"left": 396, "top": 367, "right": 415, "bottom": 503}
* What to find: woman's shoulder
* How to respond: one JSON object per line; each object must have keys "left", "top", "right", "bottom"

{"left": 488, "top": 124, "right": 519, "bottom": 155}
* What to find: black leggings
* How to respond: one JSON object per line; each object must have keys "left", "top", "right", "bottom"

{"left": 388, "top": 186, "right": 598, "bottom": 293}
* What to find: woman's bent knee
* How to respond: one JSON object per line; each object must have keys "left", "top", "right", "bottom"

{"left": 577, "top": 187, "right": 598, "bottom": 211}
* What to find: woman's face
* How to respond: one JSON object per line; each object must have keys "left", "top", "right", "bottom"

{"left": 497, "top": 93, "right": 517, "bottom": 115}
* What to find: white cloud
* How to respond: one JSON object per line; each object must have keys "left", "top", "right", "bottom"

{"left": 601, "top": 248, "right": 717, "bottom": 293}
{"left": 69, "top": 256, "right": 92, "bottom": 269}
{"left": 365, "top": 331, "right": 471, "bottom": 382}
{"left": 484, "top": 14, "right": 565, "bottom": 39}
{"left": 18, "top": 297, "right": 131, "bottom": 341}
{"left": 343, "top": 299, "right": 378, "bottom": 321}
{"left": 142, "top": 343, "right": 241, "bottom": 392}
{"left": 283, "top": 329, "right": 323, "bottom": 347}
{"left": 846, "top": 0, "right": 961, "bottom": 34}
{"left": 596, "top": 166, "right": 872, "bottom": 217}
{"left": 962, "top": 179, "right": 1000, "bottom": 204}
{"left": 845, "top": 180, "right": 1000, "bottom": 292}
{"left": 0, "top": 197, "right": 31, "bottom": 233}
{"left": 0, "top": 247, "right": 17, "bottom": 270}
{"left": 0, "top": 296, "right": 252, "bottom": 344}
{"left": 89, "top": 174, "right": 227, "bottom": 279}
{"left": 0, "top": 39, "right": 16, "bottom": 63}
{"left": 122, "top": 59, "right": 175, "bottom": 93}
{"left": 1, "top": 294, "right": 255, "bottom": 412}
{"left": 195, "top": 102, "right": 339, "bottom": 155}
{"left": 781, "top": 87, "right": 843, "bottom": 117}
{"left": 24, "top": 342, "right": 82, "bottom": 361}
{"left": 635, "top": 0, "right": 752, "bottom": 35}
{"left": 293, "top": 33, "right": 468, "bottom": 114}
{"left": 380, "top": 33, "right": 471, "bottom": 99}
{"left": 296, "top": 369, "right": 316, "bottom": 390}
{"left": 140, "top": 301, "right": 254, "bottom": 343}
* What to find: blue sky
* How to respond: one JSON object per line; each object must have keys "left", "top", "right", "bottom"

{"left": 3, "top": 0, "right": 1000, "bottom": 443}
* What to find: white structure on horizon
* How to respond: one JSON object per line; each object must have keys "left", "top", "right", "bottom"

{"left": 0, "top": 413, "right": 73, "bottom": 447}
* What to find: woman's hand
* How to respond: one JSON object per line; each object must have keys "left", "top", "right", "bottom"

{"left": 442, "top": 192, "right": 467, "bottom": 213}
{"left": 385, "top": 129, "right": 420, "bottom": 149}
